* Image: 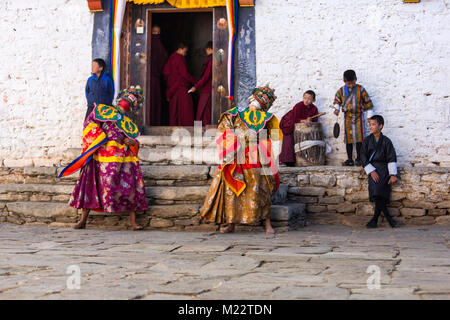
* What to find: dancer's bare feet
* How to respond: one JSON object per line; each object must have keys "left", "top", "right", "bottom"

{"left": 265, "top": 218, "right": 275, "bottom": 234}
{"left": 73, "top": 209, "right": 89, "bottom": 230}
{"left": 73, "top": 221, "right": 86, "bottom": 229}
{"left": 220, "top": 223, "right": 235, "bottom": 233}
{"left": 130, "top": 212, "right": 143, "bottom": 231}
{"left": 131, "top": 223, "right": 144, "bottom": 231}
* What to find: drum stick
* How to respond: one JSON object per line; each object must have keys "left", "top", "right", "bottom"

{"left": 309, "top": 112, "right": 327, "bottom": 120}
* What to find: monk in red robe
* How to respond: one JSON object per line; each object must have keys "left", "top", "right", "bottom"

{"left": 190, "top": 41, "right": 213, "bottom": 126}
{"left": 279, "top": 90, "right": 319, "bottom": 166}
{"left": 148, "top": 25, "right": 168, "bottom": 126}
{"left": 163, "top": 42, "right": 197, "bottom": 126}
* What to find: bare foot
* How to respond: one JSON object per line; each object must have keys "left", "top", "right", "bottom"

{"left": 131, "top": 224, "right": 144, "bottom": 231}
{"left": 73, "top": 221, "right": 86, "bottom": 229}
{"left": 220, "top": 224, "right": 235, "bottom": 234}
{"left": 265, "top": 224, "right": 275, "bottom": 235}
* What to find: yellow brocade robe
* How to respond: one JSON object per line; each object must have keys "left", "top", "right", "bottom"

{"left": 200, "top": 109, "right": 282, "bottom": 225}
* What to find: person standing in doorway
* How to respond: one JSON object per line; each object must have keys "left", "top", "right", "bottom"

{"left": 190, "top": 41, "right": 213, "bottom": 127}
{"left": 163, "top": 42, "right": 197, "bottom": 126}
{"left": 149, "top": 25, "right": 168, "bottom": 126}
{"left": 85, "top": 58, "right": 115, "bottom": 120}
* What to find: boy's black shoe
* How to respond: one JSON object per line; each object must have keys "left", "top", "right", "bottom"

{"left": 366, "top": 218, "right": 378, "bottom": 228}
{"left": 343, "top": 159, "right": 354, "bottom": 166}
{"left": 385, "top": 215, "right": 399, "bottom": 228}
{"left": 355, "top": 159, "right": 362, "bottom": 166}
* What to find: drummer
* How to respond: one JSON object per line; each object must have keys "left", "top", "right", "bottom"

{"left": 279, "top": 90, "right": 319, "bottom": 166}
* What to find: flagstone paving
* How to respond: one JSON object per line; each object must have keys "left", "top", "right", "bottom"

{"left": 0, "top": 223, "right": 448, "bottom": 300}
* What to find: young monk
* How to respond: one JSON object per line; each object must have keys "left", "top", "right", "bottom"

{"left": 279, "top": 90, "right": 319, "bottom": 166}
{"left": 360, "top": 115, "right": 399, "bottom": 228}
{"left": 190, "top": 41, "right": 213, "bottom": 126}
{"left": 163, "top": 42, "right": 197, "bottom": 126}
{"left": 61, "top": 87, "right": 148, "bottom": 230}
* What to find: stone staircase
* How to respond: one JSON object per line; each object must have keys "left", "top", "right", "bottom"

{"left": 0, "top": 133, "right": 306, "bottom": 231}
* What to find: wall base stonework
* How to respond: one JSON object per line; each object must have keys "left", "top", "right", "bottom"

{"left": 279, "top": 166, "right": 449, "bottom": 227}
{"left": 0, "top": 165, "right": 448, "bottom": 230}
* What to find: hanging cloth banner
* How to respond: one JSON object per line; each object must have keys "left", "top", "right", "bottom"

{"left": 126, "top": 0, "right": 226, "bottom": 7}
{"left": 226, "top": 0, "right": 238, "bottom": 101}
{"left": 110, "top": 0, "right": 127, "bottom": 100}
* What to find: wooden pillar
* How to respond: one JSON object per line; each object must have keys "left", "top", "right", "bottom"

{"left": 212, "top": 7, "right": 230, "bottom": 125}
{"left": 128, "top": 4, "right": 147, "bottom": 132}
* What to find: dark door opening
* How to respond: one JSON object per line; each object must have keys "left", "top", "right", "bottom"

{"left": 146, "top": 11, "right": 213, "bottom": 127}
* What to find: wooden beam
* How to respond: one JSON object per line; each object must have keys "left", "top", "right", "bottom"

{"left": 87, "top": 0, "right": 103, "bottom": 12}
{"left": 239, "top": 0, "right": 254, "bottom": 6}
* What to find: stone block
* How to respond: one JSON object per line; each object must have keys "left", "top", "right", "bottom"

{"left": 401, "top": 200, "right": 436, "bottom": 210}
{"left": 355, "top": 203, "right": 374, "bottom": 216}
{"left": 6, "top": 202, "right": 77, "bottom": 218}
{"left": 310, "top": 174, "right": 336, "bottom": 187}
{"left": 406, "top": 192, "right": 425, "bottom": 201}
{"left": 306, "top": 205, "right": 327, "bottom": 213}
{"left": 431, "top": 183, "right": 449, "bottom": 193}
{"left": 307, "top": 212, "right": 344, "bottom": 224}
{"left": 270, "top": 204, "right": 305, "bottom": 221}
{"left": 146, "top": 186, "right": 209, "bottom": 201}
{"left": 0, "top": 184, "right": 73, "bottom": 194}
{"left": 400, "top": 208, "right": 426, "bottom": 217}
{"left": 174, "top": 217, "right": 200, "bottom": 226}
{"left": 420, "top": 173, "right": 448, "bottom": 183}
{"left": 0, "top": 194, "right": 29, "bottom": 201}
{"left": 428, "top": 209, "right": 447, "bottom": 216}
{"left": 23, "top": 167, "right": 57, "bottom": 176}
{"left": 328, "top": 202, "right": 357, "bottom": 213}
{"left": 141, "top": 165, "right": 209, "bottom": 181}
{"left": 150, "top": 218, "right": 174, "bottom": 228}
{"left": 293, "top": 196, "right": 317, "bottom": 204}
{"left": 288, "top": 187, "right": 326, "bottom": 196}
{"left": 387, "top": 207, "right": 400, "bottom": 217}
{"left": 407, "top": 216, "right": 436, "bottom": 225}
{"left": 391, "top": 192, "right": 406, "bottom": 201}
{"left": 297, "top": 174, "right": 309, "bottom": 185}
{"left": 146, "top": 205, "right": 200, "bottom": 218}
{"left": 400, "top": 173, "right": 420, "bottom": 183}
{"left": 435, "top": 216, "right": 450, "bottom": 225}
{"left": 52, "top": 195, "right": 72, "bottom": 202}
{"left": 326, "top": 188, "right": 346, "bottom": 196}
{"left": 33, "top": 159, "right": 57, "bottom": 167}
{"left": 30, "top": 195, "right": 52, "bottom": 202}
{"left": 337, "top": 177, "right": 360, "bottom": 188}
{"left": 437, "top": 201, "right": 450, "bottom": 209}
{"left": 318, "top": 196, "right": 344, "bottom": 204}
{"left": 388, "top": 201, "right": 402, "bottom": 208}
{"left": 271, "top": 184, "right": 288, "bottom": 204}
{"left": 3, "top": 159, "right": 34, "bottom": 167}
{"left": 345, "top": 191, "right": 368, "bottom": 202}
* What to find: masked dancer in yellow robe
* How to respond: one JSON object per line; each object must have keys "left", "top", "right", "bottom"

{"left": 200, "top": 85, "right": 282, "bottom": 234}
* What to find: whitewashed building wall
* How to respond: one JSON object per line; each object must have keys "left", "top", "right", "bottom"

{"left": 0, "top": 0, "right": 449, "bottom": 167}
{"left": 0, "top": 0, "right": 92, "bottom": 167}
{"left": 258, "top": 0, "right": 450, "bottom": 166}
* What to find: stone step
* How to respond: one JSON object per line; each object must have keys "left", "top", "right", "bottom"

{"left": 139, "top": 134, "right": 217, "bottom": 147}
{"left": 62, "top": 146, "right": 219, "bottom": 165}
{"left": 138, "top": 146, "right": 218, "bottom": 165}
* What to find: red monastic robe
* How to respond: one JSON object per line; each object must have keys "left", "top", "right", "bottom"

{"left": 163, "top": 52, "right": 197, "bottom": 126}
{"left": 194, "top": 54, "right": 212, "bottom": 126}
{"left": 279, "top": 102, "right": 318, "bottom": 164}
{"left": 149, "top": 34, "right": 168, "bottom": 126}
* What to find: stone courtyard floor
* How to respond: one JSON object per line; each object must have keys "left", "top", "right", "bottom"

{"left": 0, "top": 223, "right": 449, "bottom": 300}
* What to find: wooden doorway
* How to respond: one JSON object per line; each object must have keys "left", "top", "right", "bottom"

{"left": 121, "top": 4, "right": 230, "bottom": 134}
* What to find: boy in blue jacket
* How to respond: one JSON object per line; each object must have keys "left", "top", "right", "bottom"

{"left": 85, "top": 58, "right": 115, "bottom": 119}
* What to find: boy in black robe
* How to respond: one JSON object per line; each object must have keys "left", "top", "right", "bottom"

{"left": 360, "top": 115, "right": 399, "bottom": 228}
